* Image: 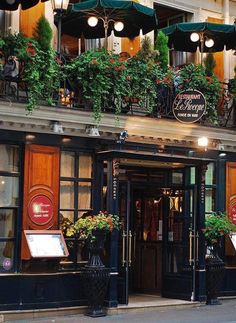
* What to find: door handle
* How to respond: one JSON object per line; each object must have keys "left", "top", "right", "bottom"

{"left": 196, "top": 231, "right": 199, "bottom": 263}
{"left": 122, "top": 230, "right": 127, "bottom": 267}
{"left": 189, "top": 230, "right": 193, "bottom": 265}
{"left": 128, "top": 230, "right": 132, "bottom": 267}
{"left": 133, "top": 232, "right": 136, "bottom": 260}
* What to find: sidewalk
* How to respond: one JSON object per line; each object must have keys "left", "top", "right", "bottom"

{"left": 2, "top": 298, "right": 236, "bottom": 323}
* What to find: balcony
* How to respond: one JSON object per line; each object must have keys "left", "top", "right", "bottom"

{"left": 0, "top": 33, "right": 236, "bottom": 153}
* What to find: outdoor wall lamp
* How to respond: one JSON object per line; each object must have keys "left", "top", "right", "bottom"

{"left": 87, "top": 15, "right": 124, "bottom": 49}
{"left": 117, "top": 130, "right": 128, "bottom": 144}
{"left": 51, "top": 121, "right": 64, "bottom": 134}
{"left": 85, "top": 125, "right": 100, "bottom": 137}
{"left": 197, "top": 136, "right": 208, "bottom": 149}
{"left": 51, "top": 0, "right": 70, "bottom": 54}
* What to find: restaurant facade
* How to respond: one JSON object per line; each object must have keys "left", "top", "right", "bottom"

{"left": 0, "top": 0, "right": 236, "bottom": 312}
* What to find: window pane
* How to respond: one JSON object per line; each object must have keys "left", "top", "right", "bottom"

{"left": 60, "top": 181, "right": 74, "bottom": 209}
{"left": 0, "top": 176, "right": 19, "bottom": 207}
{"left": 0, "top": 210, "right": 15, "bottom": 238}
{"left": 78, "top": 182, "right": 91, "bottom": 210}
{"left": 172, "top": 172, "right": 183, "bottom": 185}
{"left": 205, "top": 188, "right": 215, "bottom": 213}
{"left": 78, "top": 153, "right": 92, "bottom": 178}
{"left": 60, "top": 151, "right": 75, "bottom": 177}
{"left": 190, "top": 167, "right": 195, "bottom": 185}
{"left": 205, "top": 163, "right": 215, "bottom": 185}
{"left": 0, "top": 241, "right": 14, "bottom": 271}
{"left": 0, "top": 145, "right": 19, "bottom": 172}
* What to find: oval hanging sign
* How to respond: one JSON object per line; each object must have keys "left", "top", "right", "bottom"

{"left": 172, "top": 89, "right": 206, "bottom": 123}
{"left": 28, "top": 195, "right": 53, "bottom": 226}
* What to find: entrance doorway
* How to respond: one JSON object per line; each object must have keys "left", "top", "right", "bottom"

{"left": 118, "top": 169, "right": 198, "bottom": 304}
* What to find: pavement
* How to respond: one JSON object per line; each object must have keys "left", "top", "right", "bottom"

{"left": 4, "top": 299, "right": 236, "bottom": 323}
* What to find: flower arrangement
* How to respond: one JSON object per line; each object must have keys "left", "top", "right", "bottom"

{"left": 203, "top": 211, "right": 236, "bottom": 247}
{"left": 66, "top": 211, "right": 120, "bottom": 240}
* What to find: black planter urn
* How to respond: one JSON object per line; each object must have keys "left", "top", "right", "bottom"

{"left": 81, "top": 230, "right": 110, "bottom": 317}
{"left": 205, "top": 247, "right": 225, "bottom": 305}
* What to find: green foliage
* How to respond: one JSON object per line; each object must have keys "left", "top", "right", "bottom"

{"left": 203, "top": 211, "right": 236, "bottom": 247}
{"left": 66, "top": 211, "right": 120, "bottom": 240}
{"left": 66, "top": 49, "right": 126, "bottom": 124}
{"left": 0, "top": 33, "right": 62, "bottom": 112}
{"left": 23, "top": 45, "right": 62, "bottom": 112}
{"left": 175, "top": 63, "right": 221, "bottom": 125}
{"left": 155, "top": 31, "right": 169, "bottom": 71}
{"left": 204, "top": 53, "right": 216, "bottom": 77}
{"left": 33, "top": 16, "right": 53, "bottom": 51}
{"left": 136, "top": 36, "right": 157, "bottom": 67}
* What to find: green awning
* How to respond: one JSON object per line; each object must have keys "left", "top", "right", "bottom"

{"left": 160, "top": 22, "right": 236, "bottom": 52}
{"left": 62, "top": 0, "right": 158, "bottom": 39}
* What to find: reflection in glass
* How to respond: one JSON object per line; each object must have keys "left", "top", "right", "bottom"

{"left": 0, "top": 145, "right": 19, "bottom": 172}
{"left": 60, "top": 151, "right": 75, "bottom": 178}
{"left": 0, "top": 177, "right": 19, "bottom": 207}
{"left": 79, "top": 153, "right": 92, "bottom": 178}
{"left": 78, "top": 182, "right": 91, "bottom": 210}
{"left": 0, "top": 210, "right": 15, "bottom": 238}
{"left": 60, "top": 181, "right": 74, "bottom": 209}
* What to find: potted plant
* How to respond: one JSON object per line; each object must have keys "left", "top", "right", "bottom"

{"left": 66, "top": 211, "right": 120, "bottom": 317}
{"left": 203, "top": 211, "right": 236, "bottom": 305}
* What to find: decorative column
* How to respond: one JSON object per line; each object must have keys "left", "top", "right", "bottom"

{"left": 105, "top": 158, "right": 120, "bottom": 307}
{"left": 195, "top": 163, "right": 208, "bottom": 301}
{"left": 223, "top": 0, "right": 230, "bottom": 81}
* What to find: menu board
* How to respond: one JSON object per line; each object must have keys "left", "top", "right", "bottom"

{"left": 24, "top": 230, "right": 69, "bottom": 258}
{"left": 230, "top": 233, "right": 236, "bottom": 251}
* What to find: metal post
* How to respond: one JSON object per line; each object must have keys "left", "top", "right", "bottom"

{"left": 199, "top": 32, "right": 204, "bottom": 65}
{"left": 57, "top": 10, "right": 62, "bottom": 57}
{"left": 104, "top": 16, "right": 108, "bottom": 51}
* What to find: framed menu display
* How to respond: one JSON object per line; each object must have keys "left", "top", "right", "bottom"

{"left": 229, "top": 233, "right": 236, "bottom": 251}
{"left": 24, "top": 230, "right": 69, "bottom": 258}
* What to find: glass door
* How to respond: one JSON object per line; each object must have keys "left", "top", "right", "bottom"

{"left": 162, "top": 186, "right": 198, "bottom": 300}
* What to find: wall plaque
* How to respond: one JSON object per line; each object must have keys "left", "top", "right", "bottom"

{"left": 172, "top": 89, "right": 206, "bottom": 123}
{"left": 28, "top": 195, "right": 53, "bottom": 226}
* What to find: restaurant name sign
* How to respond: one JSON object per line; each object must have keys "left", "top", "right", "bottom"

{"left": 172, "top": 89, "right": 206, "bottom": 123}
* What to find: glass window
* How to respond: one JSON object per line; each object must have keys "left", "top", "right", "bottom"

{"left": 0, "top": 144, "right": 20, "bottom": 273}
{"left": 205, "top": 188, "right": 216, "bottom": 213}
{"left": 0, "top": 145, "right": 19, "bottom": 172}
{"left": 0, "top": 241, "right": 14, "bottom": 271}
{"left": 60, "top": 181, "right": 74, "bottom": 209}
{"left": 0, "top": 210, "right": 15, "bottom": 238}
{"left": 78, "top": 182, "right": 91, "bottom": 210}
{"left": 78, "top": 153, "right": 92, "bottom": 178}
{"left": 0, "top": 176, "right": 19, "bottom": 207}
{"left": 59, "top": 150, "right": 93, "bottom": 269}
{"left": 205, "top": 163, "right": 215, "bottom": 185}
{"left": 190, "top": 167, "right": 195, "bottom": 185}
{"left": 172, "top": 171, "right": 183, "bottom": 185}
{"left": 60, "top": 151, "right": 75, "bottom": 178}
